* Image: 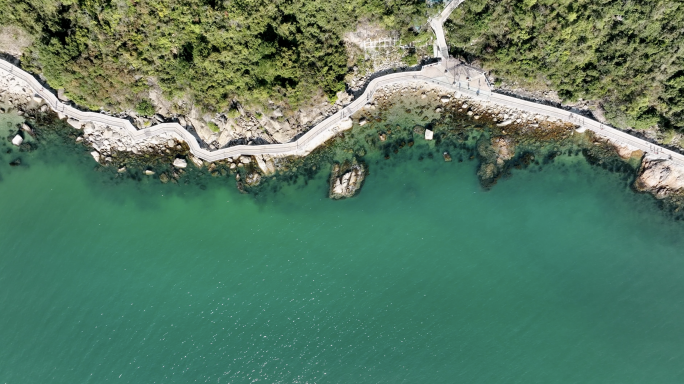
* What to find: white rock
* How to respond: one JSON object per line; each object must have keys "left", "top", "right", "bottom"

{"left": 11, "top": 135, "right": 23, "bottom": 146}
{"left": 239, "top": 155, "right": 252, "bottom": 164}
{"left": 67, "top": 118, "right": 82, "bottom": 130}
{"left": 83, "top": 122, "right": 95, "bottom": 134}
{"left": 359, "top": 117, "right": 367, "bottom": 126}
{"left": 440, "top": 96, "right": 450, "bottom": 103}
{"left": 90, "top": 151, "right": 101, "bottom": 163}
{"left": 425, "top": 129, "right": 434, "bottom": 140}
{"left": 255, "top": 155, "right": 276, "bottom": 175}
{"left": 189, "top": 155, "right": 204, "bottom": 168}
{"left": 173, "top": 158, "right": 188, "bottom": 169}
{"left": 144, "top": 170, "right": 155, "bottom": 176}
{"left": 338, "top": 118, "right": 353, "bottom": 131}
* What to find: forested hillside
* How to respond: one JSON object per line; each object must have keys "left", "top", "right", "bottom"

{"left": 0, "top": 0, "right": 426, "bottom": 113}
{"left": 445, "top": 0, "right": 684, "bottom": 132}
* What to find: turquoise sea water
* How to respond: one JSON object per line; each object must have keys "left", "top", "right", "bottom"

{"left": 1, "top": 119, "right": 684, "bottom": 383}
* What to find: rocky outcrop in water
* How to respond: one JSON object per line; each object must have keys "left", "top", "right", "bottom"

{"left": 476, "top": 135, "right": 517, "bottom": 188}
{"left": 329, "top": 160, "right": 366, "bottom": 199}
{"left": 635, "top": 155, "right": 684, "bottom": 199}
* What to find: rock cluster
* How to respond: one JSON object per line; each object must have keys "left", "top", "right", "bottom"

{"left": 0, "top": 71, "right": 43, "bottom": 114}
{"left": 329, "top": 160, "right": 366, "bottom": 199}
{"left": 70, "top": 119, "right": 185, "bottom": 164}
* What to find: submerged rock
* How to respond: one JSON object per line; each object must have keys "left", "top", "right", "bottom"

{"left": 443, "top": 151, "right": 452, "bottom": 162}
{"left": 245, "top": 172, "right": 261, "bottom": 187}
{"left": 329, "top": 160, "right": 366, "bottom": 199}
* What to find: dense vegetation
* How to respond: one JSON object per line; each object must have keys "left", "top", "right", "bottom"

{"left": 445, "top": 0, "right": 684, "bottom": 131}
{"left": 0, "top": 0, "right": 427, "bottom": 114}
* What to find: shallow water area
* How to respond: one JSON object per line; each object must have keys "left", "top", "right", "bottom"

{"left": 1, "top": 113, "right": 684, "bottom": 383}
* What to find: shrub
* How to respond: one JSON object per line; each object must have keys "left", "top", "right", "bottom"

{"left": 135, "top": 100, "right": 155, "bottom": 117}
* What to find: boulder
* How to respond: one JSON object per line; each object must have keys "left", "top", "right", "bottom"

{"left": 90, "top": 151, "right": 101, "bottom": 163}
{"left": 255, "top": 154, "right": 276, "bottom": 176}
{"left": 144, "top": 169, "right": 155, "bottom": 176}
{"left": 425, "top": 129, "right": 434, "bottom": 140}
{"left": 11, "top": 135, "right": 23, "bottom": 146}
{"left": 239, "top": 155, "right": 251, "bottom": 164}
{"left": 21, "top": 123, "right": 33, "bottom": 135}
{"left": 443, "top": 151, "right": 452, "bottom": 162}
{"left": 173, "top": 158, "right": 188, "bottom": 169}
{"left": 440, "top": 96, "right": 450, "bottom": 103}
{"left": 189, "top": 155, "right": 204, "bottom": 168}
{"left": 359, "top": 117, "right": 367, "bottom": 126}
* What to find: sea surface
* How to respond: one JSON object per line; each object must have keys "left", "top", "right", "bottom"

{"left": 1, "top": 114, "right": 684, "bottom": 383}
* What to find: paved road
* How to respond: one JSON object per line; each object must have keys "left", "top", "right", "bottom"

{"left": 1, "top": 0, "right": 682, "bottom": 167}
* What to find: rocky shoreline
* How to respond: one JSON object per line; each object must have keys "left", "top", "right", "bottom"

{"left": 4, "top": 68, "right": 684, "bottom": 214}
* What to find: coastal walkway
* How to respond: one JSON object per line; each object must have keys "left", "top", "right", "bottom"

{"left": 1, "top": 0, "right": 683, "bottom": 167}
{"left": 429, "top": 0, "right": 465, "bottom": 58}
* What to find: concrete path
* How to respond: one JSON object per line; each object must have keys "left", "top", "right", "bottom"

{"left": 1, "top": 0, "right": 683, "bottom": 168}
{"left": 429, "top": 0, "right": 465, "bottom": 58}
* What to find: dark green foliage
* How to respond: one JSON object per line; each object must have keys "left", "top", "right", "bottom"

{"left": 135, "top": 99, "right": 156, "bottom": 117}
{"left": 1, "top": 0, "right": 427, "bottom": 114}
{"left": 445, "top": 0, "right": 684, "bottom": 130}
{"left": 207, "top": 121, "right": 219, "bottom": 133}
